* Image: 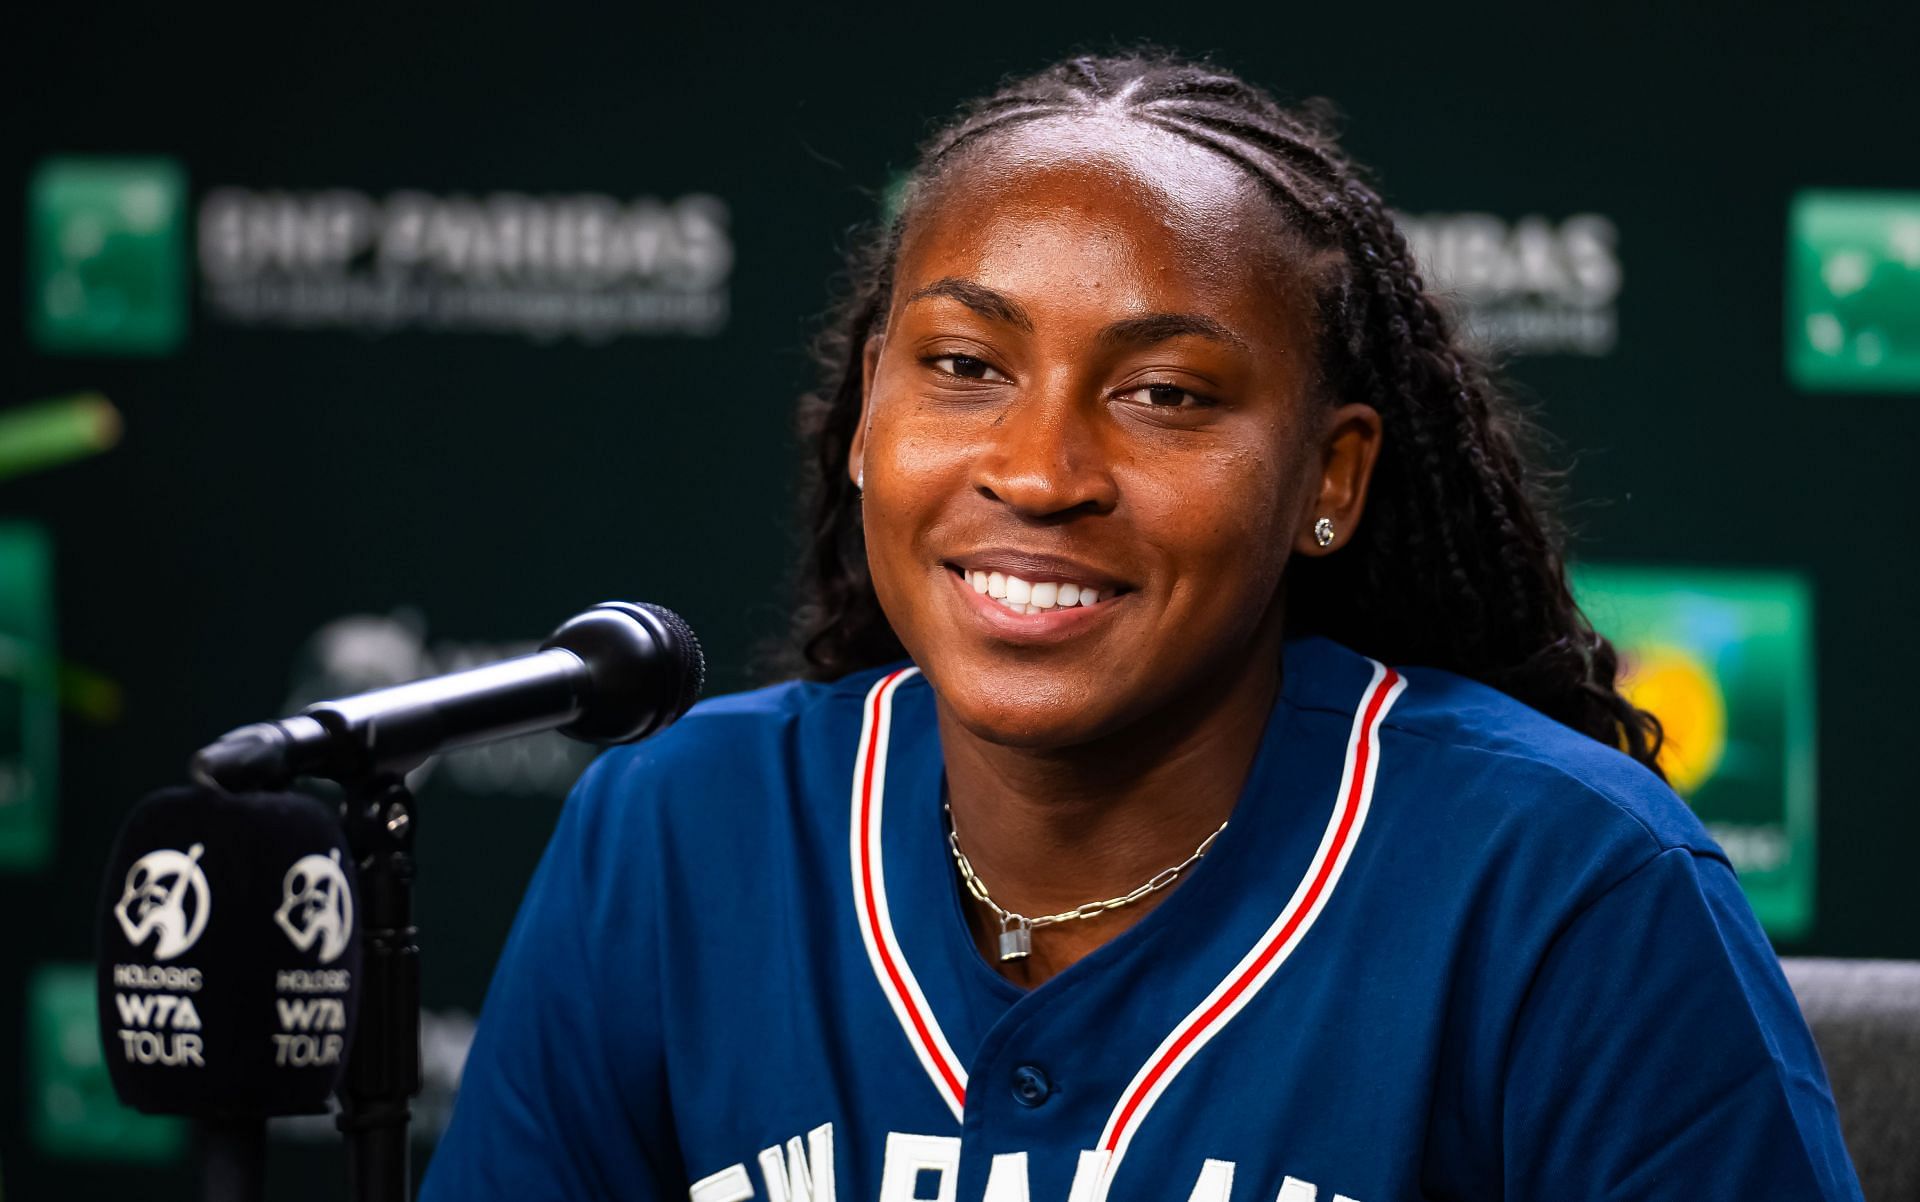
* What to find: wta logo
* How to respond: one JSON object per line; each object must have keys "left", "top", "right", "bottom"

{"left": 274, "top": 849, "right": 353, "bottom": 965}
{"left": 113, "top": 844, "right": 212, "bottom": 960}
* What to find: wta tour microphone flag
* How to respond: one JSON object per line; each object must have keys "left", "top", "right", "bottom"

{"left": 96, "top": 785, "right": 361, "bottom": 1117}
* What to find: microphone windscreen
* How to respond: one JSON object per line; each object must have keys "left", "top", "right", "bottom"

{"left": 96, "top": 785, "right": 361, "bottom": 1117}
{"left": 636, "top": 601, "right": 706, "bottom": 730}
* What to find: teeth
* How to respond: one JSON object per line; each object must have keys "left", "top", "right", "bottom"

{"left": 963, "top": 570, "right": 1117, "bottom": 614}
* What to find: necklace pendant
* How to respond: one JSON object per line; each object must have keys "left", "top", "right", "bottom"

{"left": 997, "top": 915, "right": 1033, "bottom": 961}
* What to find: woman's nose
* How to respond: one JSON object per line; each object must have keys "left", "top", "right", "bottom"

{"left": 970, "top": 379, "right": 1119, "bottom": 519}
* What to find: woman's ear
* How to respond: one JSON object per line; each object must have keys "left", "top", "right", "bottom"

{"left": 1294, "top": 402, "right": 1384, "bottom": 556}
{"left": 849, "top": 334, "right": 884, "bottom": 489}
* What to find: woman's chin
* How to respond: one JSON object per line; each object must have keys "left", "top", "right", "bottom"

{"left": 924, "top": 671, "right": 1128, "bottom": 753}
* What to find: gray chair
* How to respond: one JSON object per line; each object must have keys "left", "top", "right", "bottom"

{"left": 1781, "top": 958, "right": 1920, "bottom": 1201}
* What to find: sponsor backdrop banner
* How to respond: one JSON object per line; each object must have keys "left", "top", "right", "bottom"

{"left": 4, "top": 7, "right": 1916, "bottom": 1199}
{"left": 1575, "top": 566, "right": 1819, "bottom": 938}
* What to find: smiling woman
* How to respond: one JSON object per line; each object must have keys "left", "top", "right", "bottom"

{"left": 422, "top": 51, "right": 1865, "bottom": 1202}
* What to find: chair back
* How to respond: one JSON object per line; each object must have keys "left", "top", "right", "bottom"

{"left": 1781, "top": 957, "right": 1920, "bottom": 1201}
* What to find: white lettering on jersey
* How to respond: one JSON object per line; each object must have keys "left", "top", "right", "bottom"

{"left": 878, "top": 1133, "right": 961, "bottom": 1202}
{"left": 702, "top": 1131, "right": 1361, "bottom": 1202}
{"left": 980, "top": 1150, "right": 1117, "bottom": 1202}
{"left": 990, "top": 1144, "right": 1121, "bottom": 1198}
{"left": 1274, "top": 1177, "right": 1360, "bottom": 1202}
{"left": 690, "top": 1163, "right": 755, "bottom": 1202}
{"left": 983, "top": 1153, "right": 1030, "bottom": 1202}
{"left": 1187, "top": 1160, "right": 1234, "bottom": 1202}
{"left": 759, "top": 1123, "right": 836, "bottom": 1202}
{"left": 1066, "top": 1151, "right": 1114, "bottom": 1202}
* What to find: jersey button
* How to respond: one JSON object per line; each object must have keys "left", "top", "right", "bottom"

{"left": 1011, "top": 1064, "right": 1052, "bottom": 1107}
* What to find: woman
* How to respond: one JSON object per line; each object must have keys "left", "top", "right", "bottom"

{"left": 423, "top": 52, "right": 1861, "bottom": 1201}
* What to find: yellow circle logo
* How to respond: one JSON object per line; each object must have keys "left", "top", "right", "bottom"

{"left": 1618, "top": 643, "right": 1727, "bottom": 796}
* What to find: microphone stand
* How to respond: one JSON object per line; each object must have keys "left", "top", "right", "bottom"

{"left": 335, "top": 773, "right": 422, "bottom": 1202}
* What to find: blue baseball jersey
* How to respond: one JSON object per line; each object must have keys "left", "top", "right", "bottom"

{"left": 421, "top": 636, "right": 1862, "bottom": 1202}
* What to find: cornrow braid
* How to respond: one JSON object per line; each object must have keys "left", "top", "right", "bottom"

{"left": 784, "top": 50, "right": 1662, "bottom": 773}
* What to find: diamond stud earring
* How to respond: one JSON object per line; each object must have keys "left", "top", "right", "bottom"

{"left": 1313, "top": 517, "right": 1335, "bottom": 548}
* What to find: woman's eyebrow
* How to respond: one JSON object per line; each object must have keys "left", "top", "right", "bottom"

{"left": 901, "top": 280, "right": 1247, "bottom": 352}
{"left": 1098, "top": 313, "right": 1249, "bottom": 352}
{"left": 903, "top": 278, "right": 1034, "bottom": 332}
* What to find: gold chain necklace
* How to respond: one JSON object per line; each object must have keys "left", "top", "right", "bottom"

{"left": 944, "top": 802, "right": 1228, "bottom": 962}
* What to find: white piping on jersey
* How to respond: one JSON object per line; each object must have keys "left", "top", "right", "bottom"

{"left": 850, "top": 666, "right": 969, "bottom": 1123}
{"left": 848, "top": 659, "right": 1406, "bottom": 1166}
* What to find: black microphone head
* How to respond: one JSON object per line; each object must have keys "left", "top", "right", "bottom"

{"left": 544, "top": 601, "right": 705, "bottom": 743}
{"left": 96, "top": 785, "right": 360, "bottom": 1117}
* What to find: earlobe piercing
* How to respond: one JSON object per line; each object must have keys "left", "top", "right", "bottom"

{"left": 1313, "top": 517, "right": 1335, "bottom": 548}
{"left": 856, "top": 469, "right": 864, "bottom": 492}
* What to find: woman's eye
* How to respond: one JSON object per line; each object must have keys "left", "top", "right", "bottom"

{"left": 1116, "top": 383, "right": 1210, "bottom": 409}
{"left": 929, "top": 355, "right": 1008, "bottom": 382}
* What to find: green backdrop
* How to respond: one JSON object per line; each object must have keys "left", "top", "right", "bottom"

{"left": 4, "top": 5, "right": 1917, "bottom": 1198}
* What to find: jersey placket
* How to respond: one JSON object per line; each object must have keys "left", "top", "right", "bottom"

{"left": 848, "top": 656, "right": 1405, "bottom": 1201}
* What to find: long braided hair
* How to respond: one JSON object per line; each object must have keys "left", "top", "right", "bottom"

{"left": 785, "top": 50, "right": 1663, "bottom": 772}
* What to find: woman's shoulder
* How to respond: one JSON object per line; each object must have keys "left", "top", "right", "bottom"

{"left": 1290, "top": 636, "right": 1719, "bottom": 868}
{"left": 557, "top": 662, "right": 911, "bottom": 839}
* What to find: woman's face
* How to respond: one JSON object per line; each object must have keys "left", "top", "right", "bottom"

{"left": 853, "top": 117, "right": 1378, "bottom": 750}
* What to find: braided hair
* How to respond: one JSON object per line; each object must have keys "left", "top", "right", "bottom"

{"left": 786, "top": 49, "right": 1663, "bottom": 773}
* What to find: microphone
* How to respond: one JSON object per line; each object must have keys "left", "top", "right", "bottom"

{"left": 97, "top": 785, "right": 363, "bottom": 1197}
{"left": 192, "top": 600, "right": 704, "bottom": 790}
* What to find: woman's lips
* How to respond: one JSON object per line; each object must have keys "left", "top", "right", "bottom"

{"left": 944, "top": 565, "right": 1125, "bottom": 643}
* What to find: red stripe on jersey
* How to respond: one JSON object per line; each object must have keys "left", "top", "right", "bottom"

{"left": 1101, "top": 664, "right": 1403, "bottom": 1158}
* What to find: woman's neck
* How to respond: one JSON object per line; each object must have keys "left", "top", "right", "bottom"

{"left": 935, "top": 649, "right": 1283, "bottom": 987}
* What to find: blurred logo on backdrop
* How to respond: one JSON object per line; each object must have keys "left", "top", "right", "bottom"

{"left": 0, "top": 524, "right": 58, "bottom": 873}
{"left": 24, "top": 156, "right": 734, "bottom": 348}
{"left": 26, "top": 158, "right": 189, "bottom": 356}
{"left": 199, "top": 187, "right": 732, "bottom": 341}
{"left": 1401, "top": 213, "right": 1621, "bottom": 356}
{"left": 1574, "top": 565, "right": 1817, "bottom": 940}
{"left": 27, "top": 964, "right": 185, "bottom": 1161}
{"left": 1787, "top": 189, "right": 1920, "bottom": 392}
{"left": 282, "top": 608, "right": 592, "bottom": 797}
